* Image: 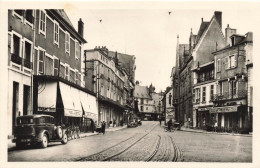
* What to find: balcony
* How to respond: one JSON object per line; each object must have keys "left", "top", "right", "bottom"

{"left": 23, "top": 58, "right": 33, "bottom": 69}
{"left": 11, "top": 54, "right": 22, "bottom": 65}
{"left": 213, "top": 90, "right": 247, "bottom": 101}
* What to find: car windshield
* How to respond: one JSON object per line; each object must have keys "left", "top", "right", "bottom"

{"left": 17, "top": 118, "right": 34, "bottom": 125}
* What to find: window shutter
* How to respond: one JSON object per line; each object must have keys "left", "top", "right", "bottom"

{"left": 234, "top": 54, "right": 237, "bottom": 67}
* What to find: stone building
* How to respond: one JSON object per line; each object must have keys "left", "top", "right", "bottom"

{"left": 191, "top": 11, "right": 226, "bottom": 129}
{"left": 164, "top": 87, "right": 175, "bottom": 123}
{"left": 84, "top": 47, "right": 135, "bottom": 127}
{"left": 7, "top": 9, "right": 99, "bottom": 140}
{"left": 211, "top": 28, "right": 253, "bottom": 132}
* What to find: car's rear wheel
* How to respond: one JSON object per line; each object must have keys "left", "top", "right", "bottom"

{"left": 61, "top": 133, "right": 68, "bottom": 144}
{"left": 56, "top": 126, "right": 63, "bottom": 139}
{"left": 40, "top": 134, "right": 48, "bottom": 148}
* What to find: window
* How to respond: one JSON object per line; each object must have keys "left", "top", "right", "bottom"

{"left": 197, "top": 88, "right": 201, "bottom": 103}
{"left": 13, "top": 34, "right": 21, "bottom": 57}
{"left": 65, "top": 65, "right": 70, "bottom": 80}
{"left": 65, "top": 32, "right": 70, "bottom": 53}
{"left": 54, "top": 22, "right": 59, "bottom": 45}
{"left": 24, "top": 41, "right": 32, "bottom": 69}
{"left": 14, "top": 10, "right": 24, "bottom": 17}
{"left": 217, "top": 59, "right": 221, "bottom": 72}
{"left": 230, "top": 80, "right": 237, "bottom": 97}
{"left": 146, "top": 107, "right": 148, "bottom": 110}
{"left": 25, "top": 10, "right": 33, "bottom": 24}
{"left": 192, "top": 89, "right": 195, "bottom": 103}
{"left": 53, "top": 58, "right": 59, "bottom": 76}
{"left": 202, "top": 87, "right": 206, "bottom": 103}
{"left": 39, "top": 10, "right": 46, "bottom": 35}
{"left": 38, "top": 50, "right": 45, "bottom": 74}
{"left": 141, "top": 98, "right": 144, "bottom": 104}
{"left": 219, "top": 82, "right": 223, "bottom": 94}
{"left": 228, "top": 55, "right": 237, "bottom": 69}
{"left": 146, "top": 99, "right": 149, "bottom": 104}
{"left": 75, "top": 41, "right": 80, "bottom": 60}
{"left": 231, "top": 37, "right": 235, "bottom": 46}
{"left": 75, "top": 71, "right": 79, "bottom": 84}
{"left": 210, "top": 85, "right": 214, "bottom": 101}
{"left": 140, "top": 106, "right": 143, "bottom": 111}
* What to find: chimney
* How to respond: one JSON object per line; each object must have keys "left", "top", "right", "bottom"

{"left": 201, "top": 18, "right": 203, "bottom": 22}
{"left": 225, "top": 24, "right": 237, "bottom": 45}
{"left": 214, "top": 11, "right": 222, "bottom": 28}
{"left": 78, "top": 18, "right": 84, "bottom": 37}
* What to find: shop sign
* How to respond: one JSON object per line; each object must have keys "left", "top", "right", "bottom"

{"left": 198, "top": 107, "right": 210, "bottom": 111}
{"left": 38, "top": 107, "right": 56, "bottom": 112}
{"left": 64, "top": 109, "right": 82, "bottom": 117}
{"left": 145, "top": 114, "right": 151, "bottom": 117}
{"left": 209, "top": 106, "right": 238, "bottom": 113}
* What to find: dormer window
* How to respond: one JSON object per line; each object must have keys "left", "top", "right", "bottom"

{"left": 231, "top": 36, "right": 235, "bottom": 46}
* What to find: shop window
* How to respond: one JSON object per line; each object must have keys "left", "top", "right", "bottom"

{"left": 38, "top": 50, "right": 45, "bottom": 74}
{"left": 39, "top": 10, "right": 46, "bottom": 35}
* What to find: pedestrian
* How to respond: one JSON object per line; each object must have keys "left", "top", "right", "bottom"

{"left": 168, "top": 119, "right": 173, "bottom": 131}
{"left": 159, "top": 118, "right": 162, "bottom": 126}
{"left": 101, "top": 121, "right": 106, "bottom": 135}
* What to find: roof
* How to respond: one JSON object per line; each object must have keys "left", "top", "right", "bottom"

{"left": 48, "top": 9, "right": 87, "bottom": 43}
{"left": 55, "top": 9, "right": 74, "bottom": 28}
{"left": 213, "top": 32, "right": 253, "bottom": 54}
{"left": 134, "top": 85, "right": 152, "bottom": 99}
{"left": 164, "top": 87, "right": 172, "bottom": 95}
{"left": 196, "top": 22, "right": 210, "bottom": 44}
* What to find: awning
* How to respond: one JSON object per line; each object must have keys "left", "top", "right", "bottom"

{"left": 59, "top": 82, "right": 82, "bottom": 117}
{"left": 37, "top": 81, "right": 57, "bottom": 112}
{"left": 79, "top": 90, "right": 98, "bottom": 121}
{"left": 209, "top": 105, "right": 240, "bottom": 114}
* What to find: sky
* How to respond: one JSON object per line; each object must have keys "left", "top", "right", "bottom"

{"left": 65, "top": 2, "right": 258, "bottom": 93}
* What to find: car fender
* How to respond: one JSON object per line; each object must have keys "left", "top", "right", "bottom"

{"left": 38, "top": 130, "right": 49, "bottom": 141}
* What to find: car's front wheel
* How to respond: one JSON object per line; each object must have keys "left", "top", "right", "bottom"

{"left": 40, "top": 134, "right": 48, "bottom": 148}
{"left": 61, "top": 133, "right": 68, "bottom": 144}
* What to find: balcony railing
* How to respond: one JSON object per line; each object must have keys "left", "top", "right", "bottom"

{"left": 197, "top": 76, "right": 214, "bottom": 83}
{"left": 23, "top": 58, "right": 33, "bottom": 69}
{"left": 213, "top": 90, "right": 247, "bottom": 101}
{"left": 11, "top": 54, "right": 22, "bottom": 65}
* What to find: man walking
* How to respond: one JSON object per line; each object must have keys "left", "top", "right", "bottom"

{"left": 101, "top": 121, "right": 106, "bottom": 135}
{"left": 159, "top": 118, "right": 162, "bottom": 126}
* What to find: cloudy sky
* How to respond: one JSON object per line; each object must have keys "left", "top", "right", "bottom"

{"left": 65, "top": 1, "right": 258, "bottom": 92}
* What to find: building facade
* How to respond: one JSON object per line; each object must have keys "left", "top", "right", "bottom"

{"left": 84, "top": 47, "right": 135, "bottom": 127}
{"left": 211, "top": 30, "right": 253, "bottom": 132}
{"left": 8, "top": 9, "right": 99, "bottom": 140}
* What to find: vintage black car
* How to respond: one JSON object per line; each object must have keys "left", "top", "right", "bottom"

{"left": 13, "top": 114, "right": 68, "bottom": 148}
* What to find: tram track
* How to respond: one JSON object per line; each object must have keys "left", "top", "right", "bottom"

{"left": 77, "top": 123, "right": 158, "bottom": 161}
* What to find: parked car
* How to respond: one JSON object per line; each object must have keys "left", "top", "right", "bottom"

{"left": 13, "top": 114, "right": 68, "bottom": 148}
{"left": 127, "top": 121, "right": 138, "bottom": 128}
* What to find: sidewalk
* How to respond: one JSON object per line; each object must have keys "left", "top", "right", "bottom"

{"left": 8, "top": 125, "right": 127, "bottom": 151}
{"left": 179, "top": 127, "right": 252, "bottom": 137}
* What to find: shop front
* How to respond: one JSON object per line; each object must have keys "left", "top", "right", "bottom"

{"left": 209, "top": 105, "right": 248, "bottom": 132}
{"left": 34, "top": 76, "right": 98, "bottom": 133}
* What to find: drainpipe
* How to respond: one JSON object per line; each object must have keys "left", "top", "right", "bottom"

{"left": 31, "top": 9, "right": 36, "bottom": 115}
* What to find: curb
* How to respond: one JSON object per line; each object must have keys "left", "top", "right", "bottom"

{"left": 179, "top": 129, "right": 252, "bottom": 137}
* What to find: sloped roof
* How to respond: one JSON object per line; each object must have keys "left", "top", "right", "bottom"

{"left": 196, "top": 22, "right": 210, "bottom": 44}
{"left": 55, "top": 9, "right": 74, "bottom": 28}
{"left": 134, "top": 85, "right": 152, "bottom": 99}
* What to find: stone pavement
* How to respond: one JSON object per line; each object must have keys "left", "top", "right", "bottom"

{"left": 8, "top": 125, "right": 127, "bottom": 151}
{"left": 179, "top": 126, "right": 252, "bottom": 137}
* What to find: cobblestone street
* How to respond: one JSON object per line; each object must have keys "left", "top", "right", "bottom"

{"left": 8, "top": 121, "right": 252, "bottom": 162}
